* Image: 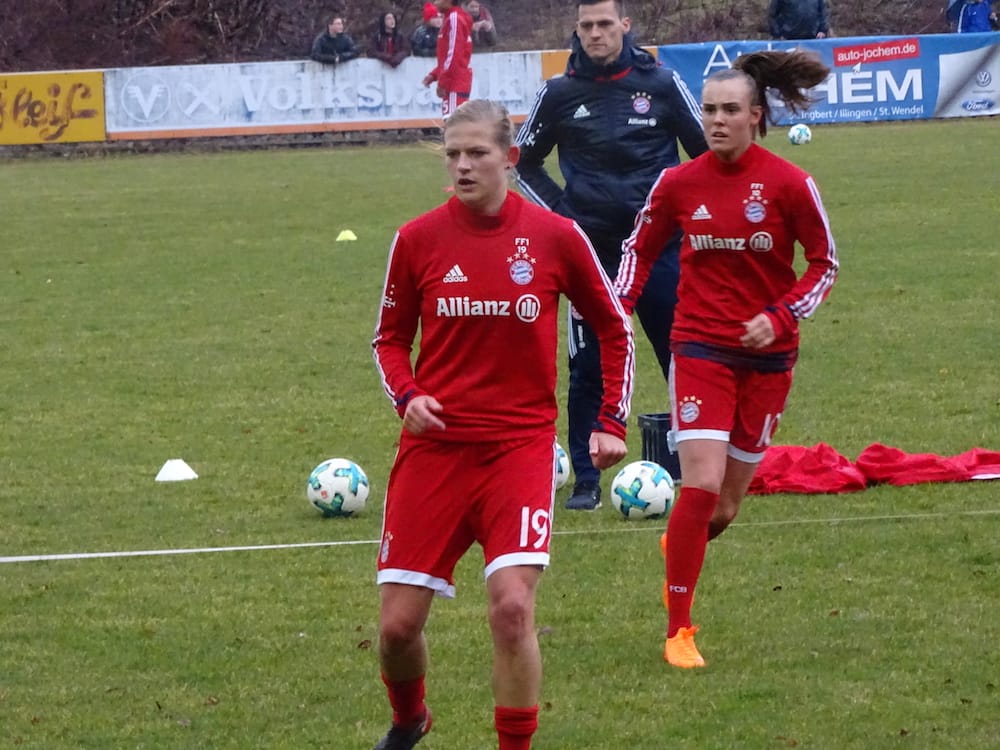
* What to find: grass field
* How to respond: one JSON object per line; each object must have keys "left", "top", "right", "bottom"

{"left": 1, "top": 118, "right": 999, "bottom": 749}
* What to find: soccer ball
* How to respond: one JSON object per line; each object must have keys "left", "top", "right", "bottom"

{"left": 555, "top": 443, "right": 571, "bottom": 489}
{"left": 787, "top": 123, "right": 812, "bottom": 145}
{"left": 610, "top": 460, "right": 675, "bottom": 520}
{"left": 306, "top": 458, "right": 370, "bottom": 517}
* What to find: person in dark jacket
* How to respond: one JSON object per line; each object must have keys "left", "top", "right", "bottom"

{"left": 410, "top": 2, "right": 443, "bottom": 57}
{"left": 311, "top": 15, "right": 361, "bottom": 65}
{"left": 369, "top": 11, "right": 411, "bottom": 67}
{"left": 768, "top": 0, "right": 830, "bottom": 39}
{"left": 515, "top": 0, "right": 707, "bottom": 512}
{"left": 465, "top": 0, "right": 498, "bottom": 49}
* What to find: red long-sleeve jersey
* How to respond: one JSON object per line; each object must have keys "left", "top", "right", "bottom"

{"left": 373, "top": 192, "right": 634, "bottom": 441}
{"left": 429, "top": 6, "right": 473, "bottom": 94}
{"left": 616, "top": 143, "right": 838, "bottom": 358}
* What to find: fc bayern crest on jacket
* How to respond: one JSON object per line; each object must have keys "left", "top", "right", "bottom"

{"left": 508, "top": 237, "right": 536, "bottom": 285}
{"left": 632, "top": 92, "right": 651, "bottom": 114}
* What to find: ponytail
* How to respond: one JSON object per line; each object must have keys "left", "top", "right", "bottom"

{"left": 729, "top": 50, "right": 830, "bottom": 138}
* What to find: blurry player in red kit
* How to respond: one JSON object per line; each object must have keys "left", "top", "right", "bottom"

{"left": 614, "top": 50, "right": 838, "bottom": 669}
{"left": 421, "top": 0, "right": 473, "bottom": 119}
{"left": 371, "top": 100, "right": 634, "bottom": 749}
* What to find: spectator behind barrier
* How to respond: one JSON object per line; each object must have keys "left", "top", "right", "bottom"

{"left": 311, "top": 14, "right": 361, "bottom": 65}
{"left": 465, "top": 0, "right": 498, "bottom": 49}
{"left": 948, "top": 0, "right": 998, "bottom": 32}
{"left": 369, "top": 10, "right": 411, "bottom": 67}
{"left": 768, "top": 0, "right": 831, "bottom": 40}
{"left": 411, "top": 2, "right": 443, "bottom": 57}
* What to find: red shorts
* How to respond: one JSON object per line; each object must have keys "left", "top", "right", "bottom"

{"left": 441, "top": 90, "right": 470, "bottom": 119}
{"left": 376, "top": 431, "right": 557, "bottom": 597}
{"left": 669, "top": 354, "right": 793, "bottom": 462}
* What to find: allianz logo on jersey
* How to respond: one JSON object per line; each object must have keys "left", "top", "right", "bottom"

{"left": 689, "top": 232, "right": 773, "bottom": 252}
{"left": 436, "top": 294, "right": 542, "bottom": 323}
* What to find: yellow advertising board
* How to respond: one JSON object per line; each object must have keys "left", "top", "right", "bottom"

{"left": 0, "top": 71, "right": 106, "bottom": 145}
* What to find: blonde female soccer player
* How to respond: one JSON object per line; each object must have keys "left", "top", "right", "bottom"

{"left": 371, "top": 100, "right": 635, "bottom": 749}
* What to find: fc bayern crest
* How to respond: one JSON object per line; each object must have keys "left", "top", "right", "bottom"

{"left": 679, "top": 396, "right": 702, "bottom": 424}
{"left": 632, "top": 93, "right": 651, "bottom": 114}
{"left": 507, "top": 238, "right": 536, "bottom": 285}
{"left": 510, "top": 259, "right": 534, "bottom": 285}
{"left": 743, "top": 182, "right": 768, "bottom": 223}
{"left": 744, "top": 201, "right": 767, "bottom": 223}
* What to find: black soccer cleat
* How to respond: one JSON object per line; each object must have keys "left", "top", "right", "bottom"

{"left": 373, "top": 709, "right": 432, "bottom": 750}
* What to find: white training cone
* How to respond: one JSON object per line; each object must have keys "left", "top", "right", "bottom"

{"left": 155, "top": 459, "right": 199, "bottom": 482}
{"left": 336, "top": 229, "right": 357, "bottom": 241}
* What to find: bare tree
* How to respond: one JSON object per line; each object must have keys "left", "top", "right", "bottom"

{"left": 0, "top": 0, "right": 958, "bottom": 72}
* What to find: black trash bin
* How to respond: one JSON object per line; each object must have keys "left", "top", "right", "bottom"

{"left": 638, "top": 413, "right": 681, "bottom": 483}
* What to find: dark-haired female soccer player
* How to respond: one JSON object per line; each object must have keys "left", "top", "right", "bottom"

{"left": 372, "top": 100, "right": 634, "bottom": 748}
{"left": 615, "top": 50, "right": 839, "bottom": 668}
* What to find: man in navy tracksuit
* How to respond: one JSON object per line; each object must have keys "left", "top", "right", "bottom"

{"left": 515, "top": 0, "right": 706, "bottom": 510}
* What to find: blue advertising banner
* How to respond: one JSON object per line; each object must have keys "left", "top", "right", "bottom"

{"left": 657, "top": 32, "right": 1000, "bottom": 124}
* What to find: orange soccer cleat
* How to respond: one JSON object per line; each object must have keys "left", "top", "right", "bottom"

{"left": 664, "top": 626, "right": 706, "bottom": 669}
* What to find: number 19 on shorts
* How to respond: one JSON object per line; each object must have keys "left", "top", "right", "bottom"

{"left": 519, "top": 507, "right": 550, "bottom": 549}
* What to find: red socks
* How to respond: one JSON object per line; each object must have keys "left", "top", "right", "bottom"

{"left": 384, "top": 679, "right": 537, "bottom": 747}
{"left": 495, "top": 704, "right": 539, "bottom": 750}
{"left": 666, "top": 486, "right": 719, "bottom": 637}
{"left": 382, "top": 673, "right": 427, "bottom": 728}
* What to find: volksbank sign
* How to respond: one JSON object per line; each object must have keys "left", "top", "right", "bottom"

{"left": 657, "top": 32, "right": 1000, "bottom": 123}
{"left": 99, "top": 33, "right": 997, "bottom": 140}
{"left": 104, "top": 54, "right": 542, "bottom": 136}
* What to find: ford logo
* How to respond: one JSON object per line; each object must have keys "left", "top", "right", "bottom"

{"left": 961, "top": 98, "right": 995, "bottom": 112}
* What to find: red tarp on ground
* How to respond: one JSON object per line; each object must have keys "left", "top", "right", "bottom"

{"left": 745, "top": 444, "right": 1000, "bottom": 495}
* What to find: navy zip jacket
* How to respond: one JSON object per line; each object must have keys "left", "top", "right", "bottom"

{"left": 515, "top": 34, "right": 707, "bottom": 249}
{"left": 768, "top": 0, "right": 829, "bottom": 39}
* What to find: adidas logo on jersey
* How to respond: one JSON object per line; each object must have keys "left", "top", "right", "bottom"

{"left": 573, "top": 104, "right": 591, "bottom": 119}
{"left": 691, "top": 204, "right": 712, "bottom": 220}
{"left": 442, "top": 264, "right": 468, "bottom": 283}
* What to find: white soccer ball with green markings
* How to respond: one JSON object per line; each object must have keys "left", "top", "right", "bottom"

{"left": 610, "top": 460, "right": 675, "bottom": 520}
{"left": 788, "top": 123, "right": 812, "bottom": 145}
{"left": 307, "top": 458, "right": 369, "bottom": 517}
{"left": 555, "top": 443, "right": 571, "bottom": 489}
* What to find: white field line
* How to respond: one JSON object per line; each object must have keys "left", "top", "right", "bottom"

{"left": 0, "top": 539, "right": 377, "bottom": 564}
{"left": 1, "top": 508, "right": 998, "bottom": 564}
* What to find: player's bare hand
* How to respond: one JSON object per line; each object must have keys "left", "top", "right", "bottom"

{"left": 435, "top": 84, "right": 445, "bottom": 98}
{"left": 740, "top": 313, "right": 776, "bottom": 349}
{"left": 403, "top": 395, "right": 446, "bottom": 434}
{"left": 589, "top": 432, "right": 627, "bottom": 470}
{"left": 422, "top": 74, "right": 434, "bottom": 87}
